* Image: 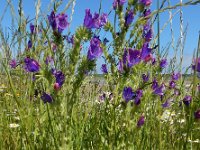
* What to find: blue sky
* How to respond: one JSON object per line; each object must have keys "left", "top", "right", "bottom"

{"left": 0, "top": 0, "right": 200, "bottom": 73}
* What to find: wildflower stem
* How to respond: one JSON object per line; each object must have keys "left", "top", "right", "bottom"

{"left": 47, "top": 104, "right": 58, "bottom": 149}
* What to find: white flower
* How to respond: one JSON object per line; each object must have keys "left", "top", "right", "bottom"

{"left": 9, "top": 123, "right": 20, "bottom": 128}
{"left": 188, "top": 139, "right": 200, "bottom": 143}
{"left": 178, "top": 119, "right": 185, "bottom": 123}
{"left": 160, "top": 110, "right": 175, "bottom": 125}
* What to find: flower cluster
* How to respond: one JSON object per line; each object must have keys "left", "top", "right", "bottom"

{"left": 169, "top": 72, "right": 181, "bottom": 89}
{"left": 142, "top": 72, "right": 149, "bottom": 82}
{"left": 9, "top": 59, "right": 17, "bottom": 69}
{"left": 87, "top": 36, "right": 103, "bottom": 61}
{"left": 182, "top": 95, "right": 192, "bottom": 106}
{"left": 119, "top": 43, "right": 153, "bottom": 72}
{"left": 101, "top": 64, "right": 108, "bottom": 74}
{"left": 143, "top": 22, "right": 153, "bottom": 42}
{"left": 137, "top": 115, "right": 145, "bottom": 127}
{"left": 125, "top": 9, "right": 134, "bottom": 26}
{"left": 122, "top": 87, "right": 143, "bottom": 105}
{"left": 48, "top": 11, "right": 69, "bottom": 32}
{"left": 41, "top": 92, "right": 53, "bottom": 103}
{"left": 52, "top": 70, "right": 65, "bottom": 90}
{"left": 83, "top": 9, "right": 108, "bottom": 29}
{"left": 24, "top": 57, "right": 40, "bottom": 73}
{"left": 113, "top": 0, "right": 126, "bottom": 9}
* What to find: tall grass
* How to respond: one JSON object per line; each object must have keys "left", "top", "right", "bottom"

{"left": 0, "top": 0, "right": 200, "bottom": 149}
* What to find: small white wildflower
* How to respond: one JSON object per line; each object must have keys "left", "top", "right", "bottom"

{"left": 178, "top": 119, "right": 185, "bottom": 123}
{"left": 14, "top": 116, "right": 20, "bottom": 120}
{"left": 185, "top": 84, "right": 190, "bottom": 88}
{"left": 188, "top": 139, "right": 200, "bottom": 143}
{"left": 160, "top": 110, "right": 175, "bottom": 125}
{"left": 122, "top": 123, "right": 126, "bottom": 127}
{"left": 161, "top": 110, "right": 171, "bottom": 121}
{"left": 9, "top": 123, "right": 20, "bottom": 128}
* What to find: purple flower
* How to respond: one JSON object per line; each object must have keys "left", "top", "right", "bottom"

{"left": 125, "top": 9, "right": 134, "bottom": 26}
{"left": 24, "top": 57, "right": 40, "bottom": 72}
{"left": 101, "top": 64, "right": 108, "bottom": 74}
{"left": 83, "top": 9, "right": 93, "bottom": 29}
{"left": 162, "top": 99, "right": 173, "bottom": 108}
{"left": 92, "top": 13, "right": 101, "bottom": 28}
{"left": 30, "top": 23, "right": 35, "bottom": 34}
{"left": 134, "top": 97, "right": 141, "bottom": 105}
{"left": 41, "top": 92, "right": 53, "bottom": 103}
{"left": 160, "top": 59, "right": 168, "bottom": 68}
{"left": 113, "top": 0, "right": 126, "bottom": 9}
{"left": 9, "top": 59, "right": 17, "bottom": 68}
{"left": 99, "top": 93, "right": 106, "bottom": 101}
{"left": 154, "top": 83, "right": 165, "bottom": 96}
{"left": 143, "top": 22, "right": 153, "bottom": 42}
{"left": 48, "top": 11, "right": 57, "bottom": 30}
{"left": 140, "top": 0, "right": 152, "bottom": 6}
{"left": 66, "top": 35, "right": 74, "bottom": 45}
{"left": 169, "top": 80, "right": 176, "bottom": 89}
{"left": 137, "top": 115, "right": 145, "bottom": 127}
{"left": 118, "top": 49, "right": 129, "bottom": 72}
{"left": 142, "top": 73, "right": 149, "bottom": 82}
{"left": 134, "top": 89, "right": 143, "bottom": 105}
{"left": 28, "top": 40, "right": 32, "bottom": 49}
{"left": 140, "top": 43, "right": 152, "bottom": 60}
{"left": 143, "top": 9, "right": 151, "bottom": 17}
{"left": 194, "top": 109, "right": 200, "bottom": 120}
{"left": 144, "top": 28, "right": 153, "bottom": 42}
{"left": 56, "top": 13, "right": 69, "bottom": 30}
{"left": 192, "top": 57, "right": 200, "bottom": 72}
{"left": 87, "top": 36, "right": 102, "bottom": 60}
{"left": 136, "top": 89, "right": 143, "bottom": 98}
{"left": 100, "top": 13, "right": 108, "bottom": 26}
{"left": 122, "top": 87, "right": 136, "bottom": 102}
{"left": 171, "top": 72, "right": 181, "bottom": 81}
{"left": 48, "top": 11, "right": 69, "bottom": 32}
{"left": 183, "top": 95, "right": 192, "bottom": 106}
{"left": 143, "top": 22, "right": 151, "bottom": 32}
{"left": 83, "top": 9, "right": 107, "bottom": 29}
{"left": 51, "top": 68, "right": 57, "bottom": 75}
{"left": 45, "top": 56, "right": 54, "bottom": 65}
{"left": 127, "top": 49, "right": 141, "bottom": 67}
{"left": 54, "top": 71, "right": 65, "bottom": 88}
{"left": 151, "top": 79, "right": 159, "bottom": 90}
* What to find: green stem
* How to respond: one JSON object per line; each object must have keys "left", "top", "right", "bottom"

{"left": 47, "top": 104, "right": 58, "bottom": 149}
